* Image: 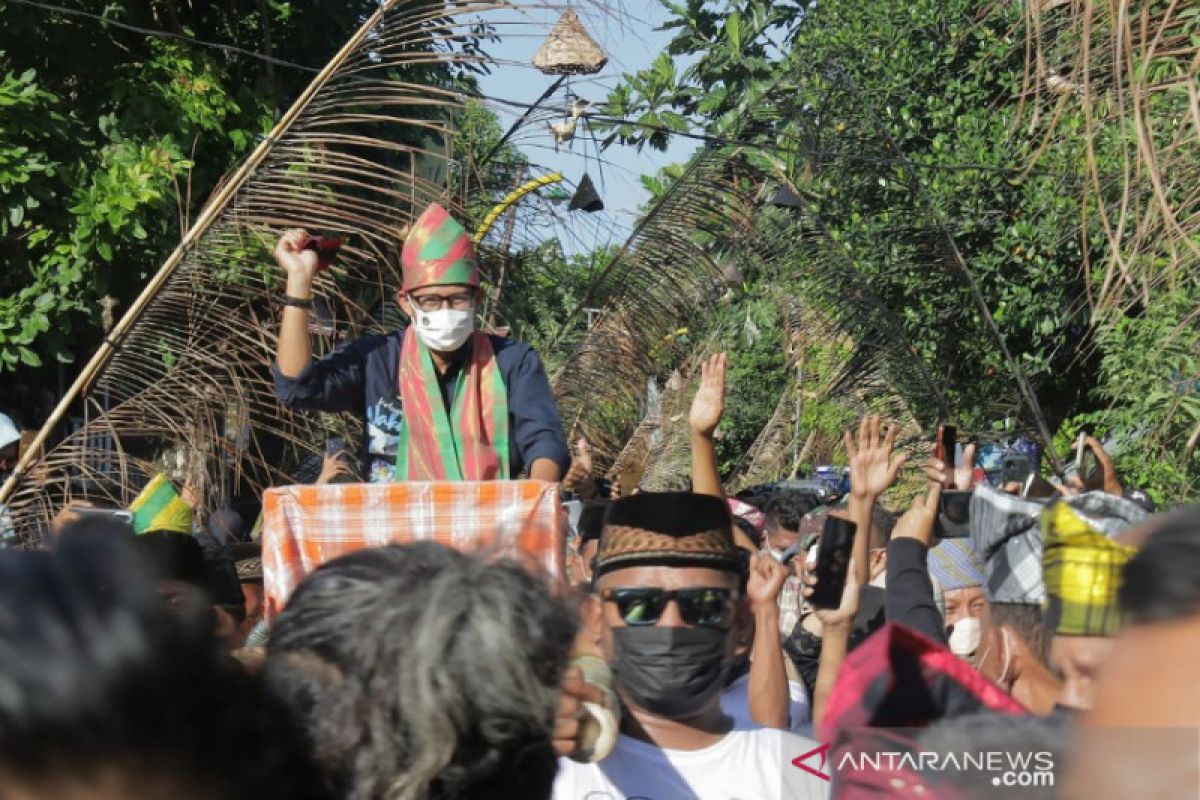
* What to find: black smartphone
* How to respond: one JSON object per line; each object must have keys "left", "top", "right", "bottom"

{"left": 325, "top": 437, "right": 348, "bottom": 457}
{"left": 1075, "top": 432, "right": 1098, "bottom": 484}
{"left": 936, "top": 490, "right": 973, "bottom": 538}
{"left": 1001, "top": 454, "right": 1033, "bottom": 487}
{"left": 809, "top": 516, "right": 857, "bottom": 609}
{"left": 936, "top": 425, "right": 957, "bottom": 469}
{"left": 74, "top": 507, "right": 134, "bottom": 526}
{"left": 1023, "top": 472, "right": 1057, "bottom": 500}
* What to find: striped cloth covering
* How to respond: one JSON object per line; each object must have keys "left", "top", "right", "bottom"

{"left": 129, "top": 474, "right": 193, "bottom": 534}
{"left": 260, "top": 480, "right": 565, "bottom": 619}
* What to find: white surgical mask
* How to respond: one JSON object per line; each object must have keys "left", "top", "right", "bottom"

{"left": 947, "top": 617, "right": 982, "bottom": 659}
{"left": 414, "top": 307, "right": 474, "bottom": 352}
{"left": 763, "top": 544, "right": 785, "bottom": 562}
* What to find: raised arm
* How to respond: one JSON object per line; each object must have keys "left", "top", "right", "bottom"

{"left": 689, "top": 353, "right": 758, "bottom": 551}
{"left": 809, "top": 416, "right": 906, "bottom": 733}
{"left": 885, "top": 480, "right": 945, "bottom": 642}
{"left": 274, "top": 228, "right": 319, "bottom": 378}
{"left": 745, "top": 551, "right": 791, "bottom": 729}
{"left": 689, "top": 352, "right": 727, "bottom": 499}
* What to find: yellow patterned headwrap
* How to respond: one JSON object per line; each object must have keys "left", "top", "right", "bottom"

{"left": 1041, "top": 500, "right": 1138, "bottom": 637}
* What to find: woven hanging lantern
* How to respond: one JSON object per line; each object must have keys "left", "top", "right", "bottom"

{"left": 532, "top": 10, "right": 608, "bottom": 75}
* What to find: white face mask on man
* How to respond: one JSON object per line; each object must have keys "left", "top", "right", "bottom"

{"left": 947, "top": 616, "right": 982, "bottom": 659}
{"left": 413, "top": 307, "right": 474, "bottom": 352}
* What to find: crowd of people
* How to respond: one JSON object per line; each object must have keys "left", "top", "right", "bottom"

{"left": 1, "top": 206, "right": 1198, "bottom": 799}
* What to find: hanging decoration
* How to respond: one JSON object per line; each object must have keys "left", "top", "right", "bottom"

{"left": 549, "top": 96, "right": 592, "bottom": 151}
{"left": 473, "top": 172, "right": 565, "bottom": 244}
{"left": 532, "top": 10, "right": 608, "bottom": 75}
{"left": 569, "top": 172, "right": 604, "bottom": 213}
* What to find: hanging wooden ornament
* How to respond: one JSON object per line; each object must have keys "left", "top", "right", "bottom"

{"left": 532, "top": 10, "right": 608, "bottom": 75}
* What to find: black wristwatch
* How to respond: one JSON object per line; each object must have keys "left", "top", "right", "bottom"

{"left": 278, "top": 293, "right": 313, "bottom": 310}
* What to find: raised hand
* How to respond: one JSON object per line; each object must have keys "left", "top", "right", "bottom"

{"left": 689, "top": 352, "right": 727, "bottom": 438}
{"left": 890, "top": 480, "right": 943, "bottom": 548}
{"left": 1084, "top": 435, "right": 1122, "bottom": 496}
{"left": 564, "top": 438, "right": 597, "bottom": 498}
{"left": 845, "top": 415, "right": 907, "bottom": 501}
{"left": 553, "top": 666, "right": 608, "bottom": 757}
{"left": 746, "top": 550, "right": 788, "bottom": 612}
{"left": 922, "top": 442, "right": 977, "bottom": 490}
{"left": 274, "top": 228, "right": 320, "bottom": 292}
{"left": 316, "top": 452, "right": 356, "bottom": 485}
{"left": 803, "top": 556, "right": 863, "bottom": 629}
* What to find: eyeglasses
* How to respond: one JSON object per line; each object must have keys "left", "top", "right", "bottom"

{"left": 408, "top": 292, "right": 474, "bottom": 312}
{"left": 601, "top": 587, "right": 736, "bottom": 629}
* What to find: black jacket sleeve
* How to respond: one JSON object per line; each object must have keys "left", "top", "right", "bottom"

{"left": 506, "top": 344, "right": 570, "bottom": 475}
{"left": 272, "top": 336, "right": 384, "bottom": 413}
{"left": 885, "top": 538, "right": 946, "bottom": 644}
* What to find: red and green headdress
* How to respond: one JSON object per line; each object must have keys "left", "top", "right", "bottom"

{"left": 400, "top": 202, "right": 479, "bottom": 291}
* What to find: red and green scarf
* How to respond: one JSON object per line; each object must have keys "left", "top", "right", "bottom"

{"left": 393, "top": 328, "right": 510, "bottom": 481}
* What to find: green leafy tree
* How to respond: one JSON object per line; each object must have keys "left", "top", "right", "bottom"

{"left": 0, "top": 0, "right": 468, "bottom": 374}
{"left": 595, "top": 0, "right": 1199, "bottom": 493}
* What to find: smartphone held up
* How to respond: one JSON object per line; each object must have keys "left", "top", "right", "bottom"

{"left": 809, "top": 515, "right": 857, "bottom": 609}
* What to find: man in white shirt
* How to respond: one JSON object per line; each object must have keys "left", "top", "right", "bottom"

{"left": 554, "top": 492, "right": 829, "bottom": 800}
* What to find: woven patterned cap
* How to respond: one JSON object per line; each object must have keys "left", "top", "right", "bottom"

{"left": 595, "top": 492, "right": 743, "bottom": 576}
{"left": 532, "top": 10, "right": 608, "bottom": 76}
{"left": 929, "top": 538, "right": 986, "bottom": 591}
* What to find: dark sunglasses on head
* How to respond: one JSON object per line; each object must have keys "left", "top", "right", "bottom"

{"left": 601, "top": 587, "right": 736, "bottom": 629}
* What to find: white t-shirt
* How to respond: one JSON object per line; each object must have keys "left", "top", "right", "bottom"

{"left": 719, "top": 672, "right": 812, "bottom": 735}
{"left": 553, "top": 728, "right": 830, "bottom": 800}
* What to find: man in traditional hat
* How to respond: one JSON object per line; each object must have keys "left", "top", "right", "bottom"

{"left": 1067, "top": 505, "right": 1200, "bottom": 799}
{"left": 272, "top": 204, "right": 570, "bottom": 483}
{"left": 556, "top": 492, "right": 828, "bottom": 799}
{"left": 928, "top": 538, "right": 989, "bottom": 660}
{"left": 968, "top": 486, "right": 1062, "bottom": 714}
{"left": 1039, "top": 493, "right": 1146, "bottom": 711}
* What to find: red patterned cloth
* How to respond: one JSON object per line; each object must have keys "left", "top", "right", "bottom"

{"left": 261, "top": 480, "right": 564, "bottom": 619}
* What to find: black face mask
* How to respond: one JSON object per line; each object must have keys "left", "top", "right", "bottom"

{"left": 611, "top": 625, "right": 731, "bottom": 718}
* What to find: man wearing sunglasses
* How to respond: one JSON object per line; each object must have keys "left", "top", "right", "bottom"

{"left": 272, "top": 203, "right": 569, "bottom": 483}
{"left": 554, "top": 492, "right": 828, "bottom": 799}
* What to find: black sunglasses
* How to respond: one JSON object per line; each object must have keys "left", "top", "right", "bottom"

{"left": 601, "top": 587, "right": 736, "bottom": 629}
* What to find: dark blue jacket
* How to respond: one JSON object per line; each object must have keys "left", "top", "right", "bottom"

{"left": 273, "top": 329, "right": 570, "bottom": 482}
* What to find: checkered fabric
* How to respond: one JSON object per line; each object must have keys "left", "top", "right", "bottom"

{"left": 969, "top": 485, "right": 1047, "bottom": 605}
{"left": 1041, "top": 494, "right": 1145, "bottom": 637}
{"left": 261, "top": 480, "right": 564, "bottom": 619}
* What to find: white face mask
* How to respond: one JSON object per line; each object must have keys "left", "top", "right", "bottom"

{"left": 947, "top": 617, "right": 982, "bottom": 659}
{"left": 413, "top": 306, "right": 474, "bottom": 352}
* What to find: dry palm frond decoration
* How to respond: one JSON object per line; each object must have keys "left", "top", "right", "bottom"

{"left": 0, "top": 1, "right": 627, "bottom": 546}
{"left": 1021, "top": 0, "right": 1198, "bottom": 311}
{"left": 1018, "top": 0, "right": 1199, "bottom": 466}
{"left": 550, "top": 146, "right": 760, "bottom": 467}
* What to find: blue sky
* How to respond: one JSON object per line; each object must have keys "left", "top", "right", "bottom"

{"left": 474, "top": 3, "right": 698, "bottom": 253}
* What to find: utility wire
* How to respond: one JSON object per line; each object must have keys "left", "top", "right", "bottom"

{"left": 5, "top": 0, "right": 321, "bottom": 73}
{"left": 9, "top": 0, "right": 1102, "bottom": 189}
